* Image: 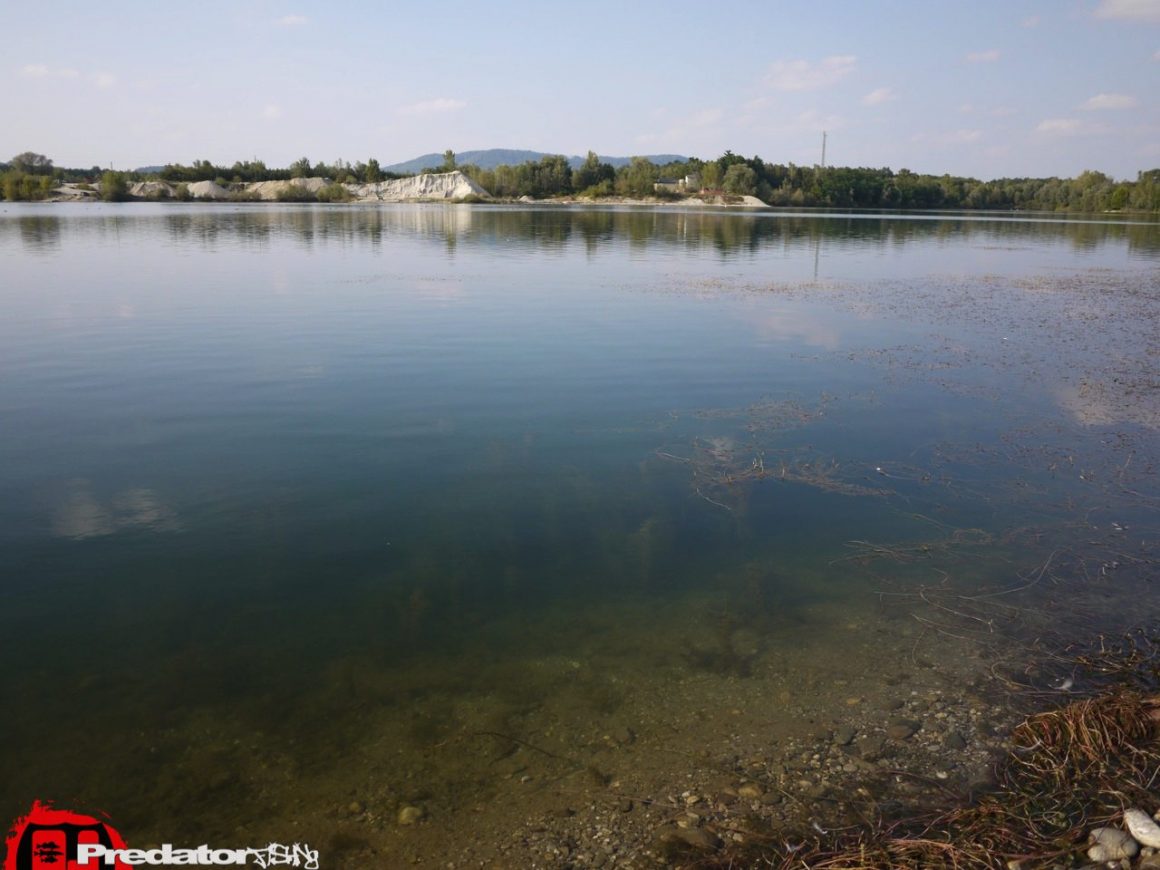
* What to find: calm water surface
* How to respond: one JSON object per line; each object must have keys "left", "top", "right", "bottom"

{"left": 1, "top": 204, "right": 1158, "bottom": 848}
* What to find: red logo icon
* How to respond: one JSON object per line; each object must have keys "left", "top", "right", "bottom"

{"left": 4, "top": 801, "right": 129, "bottom": 870}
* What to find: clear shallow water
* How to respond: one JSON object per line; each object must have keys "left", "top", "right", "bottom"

{"left": 1, "top": 204, "right": 1158, "bottom": 849}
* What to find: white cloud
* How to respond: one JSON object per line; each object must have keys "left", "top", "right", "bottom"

{"left": 1154, "top": 48, "right": 1160, "bottom": 60}
{"left": 1021, "top": 15, "right": 1040, "bottom": 27}
{"left": 1080, "top": 93, "right": 1138, "bottom": 110}
{"left": 1094, "top": 0, "right": 1160, "bottom": 21}
{"left": 861, "top": 87, "right": 897, "bottom": 106}
{"left": 966, "top": 49, "right": 1001, "bottom": 63}
{"left": 18, "top": 64, "right": 78, "bottom": 79}
{"left": 398, "top": 97, "right": 467, "bottom": 115}
{"left": 278, "top": 14, "right": 308, "bottom": 26}
{"left": 764, "top": 55, "right": 857, "bottom": 91}
{"left": 93, "top": 71, "right": 117, "bottom": 89}
{"left": 1036, "top": 118, "right": 1082, "bottom": 135}
{"left": 263, "top": 104, "right": 282, "bottom": 120}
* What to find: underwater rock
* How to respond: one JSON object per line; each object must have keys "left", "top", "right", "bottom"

{"left": 1086, "top": 826, "right": 1138, "bottom": 861}
{"left": 886, "top": 718, "right": 920, "bottom": 740}
{"left": 856, "top": 735, "right": 886, "bottom": 760}
{"left": 1125, "top": 808, "right": 1160, "bottom": 847}
{"left": 655, "top": 825, "right": 721, "bottom": 852}
{"left": 834, "top": 725, "right": 857, "bottom": 746}
{"left": 397, "top": 804, "right": 427, "bottom": 826}
{"left": 943, "top": 731, "right": 967, "bottom": 750}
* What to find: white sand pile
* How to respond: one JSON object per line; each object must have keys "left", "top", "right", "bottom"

{"left": 680, "top": 194, "right": 769, "bottom": 208}
{"left": 47, "top": 184, "right": 99, "bottom": 202}
{"left": 186, "top": 180, "right": 230, "bottom": 200}
{"left": 350, "top": 171, "right": 489, "bottom": 202}
{"left": 129, "top": 181, "right": 176, "bottom": 198}
{"left": 246, "top": 178, "right": 331, "bottom": 200}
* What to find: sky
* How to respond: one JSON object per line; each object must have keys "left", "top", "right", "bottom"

{"left": 2, "top": 0, "right": 1159, "bottom": 180}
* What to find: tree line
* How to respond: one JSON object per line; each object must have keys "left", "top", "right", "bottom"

{"left": 156, "top": 157, "right": 404, "bottom": 185}
{"left": 3, "top": 149, "right": 1158, "bottom": 212}
{"left": 456, "top": 150, "right": 1160, "bottom": 212}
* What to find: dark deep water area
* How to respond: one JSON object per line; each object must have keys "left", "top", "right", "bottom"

{"left": 2, "top": 203, "right": 1158, "bottom": 864}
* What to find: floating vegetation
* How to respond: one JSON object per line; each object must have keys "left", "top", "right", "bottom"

{"left": 655, "top": 395, "right": 893, "bottom": 512}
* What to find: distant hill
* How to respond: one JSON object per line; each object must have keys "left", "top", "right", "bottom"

{"left": 134, "top": 165, "right": 166, "bottom": 175}
{"left": 384, "top": 149, "right": 689, "bottom": 174}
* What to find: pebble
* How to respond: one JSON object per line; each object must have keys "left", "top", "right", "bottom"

{"left": 856, "top": 735, "right": 886, "bottom": 760}
{"left": 398, "top": 805, "right": 427, "bottom": 826}
{"left": 834, "top": 725, "right": 857, "bottom": 746}
{"left": 737, "top": 783, "right": 764, "bottom": 799}
{"left": 943, "top": 731, "right": 967, "bottom": 750}
{"left": 1087, "top": 826, "right": 1138, "bottom": 861}
{"left": 657, "top": 825, "right": 722, "bottom": 851}
{"left": 886, "top": 718, "right": 921, "bottom": 740}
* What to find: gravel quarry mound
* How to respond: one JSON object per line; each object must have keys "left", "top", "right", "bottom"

{"left": 171, "top": 171, "right": 490, "bottom": 202}
{"left": 247, "top": 177, "right": 331, "bottom": 200}
{"left": 349, "top": 170, "right": 489, "bottom": 201}
{"left": 129, "top": 181, "right": 177, "bottom": 198}
{"left": 185, "top": 180, "right": 230, "bottom": 200}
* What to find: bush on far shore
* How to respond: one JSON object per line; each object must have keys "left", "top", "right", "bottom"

{"left": 99, "top": 171, "right": 128, "bottom": 202}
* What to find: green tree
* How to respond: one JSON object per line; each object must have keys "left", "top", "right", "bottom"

{"left": 100, "top": 171, "right": 129, "bottom": 202}
{"left": 290, "top": 157, "right": 311, "bottom": 179}
{"left": 722, "top": 164, "right": 757, "bottom": 196}
{"left": 441, "top": 149, "right": 457, "bottom": 172}
{"left": 365, "top": 158, "right": 383, "bottom": 183}
{"left": 616, "top": 157, "right": 658, "bottom": 198}
{"left": 573, "top": 150, "right": 615, "bottom": 194}
{"left": 10, "top": 152, "right": 53, "bottom": 174}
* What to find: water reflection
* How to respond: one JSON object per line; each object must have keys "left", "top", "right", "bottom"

{"left": 15, "top": 214, "right": 62, "bottom": 252}
{"left": 3, "top": 205, "right": 1158, "bottom": 258}
{"left": 51, "top": 481, "right": 180, "bottom": 539}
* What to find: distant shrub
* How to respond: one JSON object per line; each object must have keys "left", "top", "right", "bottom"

{"left": 1, "top": 170, "right": 56, "bottom": 201}
{"left": 100, "top": 171, "right": 129, "bottom": 202}
{"left": 316, "top": 182, "right": 352, "bottom": 203}
{"left": 275, "top": 187, "right": 316, "bottom": 202}
{"left": 454, "top": 194, "right": 485, "bottom": 204}
{"left": 578, "top": 180, "right": 614, "bottom": 199}
{"left": 227, "top": 188, "right": 261, "bottom": 202}
{"left": 174, "top": 183, "right": 191, "bottom": 202}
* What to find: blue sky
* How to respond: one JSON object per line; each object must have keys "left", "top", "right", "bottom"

{"left": 3, "top": 0, "right": 1158, "bottom": 179}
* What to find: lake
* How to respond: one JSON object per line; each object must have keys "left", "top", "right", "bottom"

{"left": 1, "top": 203, "right": 1158, "bottom": 865}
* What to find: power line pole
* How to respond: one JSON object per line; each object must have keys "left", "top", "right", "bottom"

{"left": 821, "top": 131, "right": 827, "bottom": 169}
